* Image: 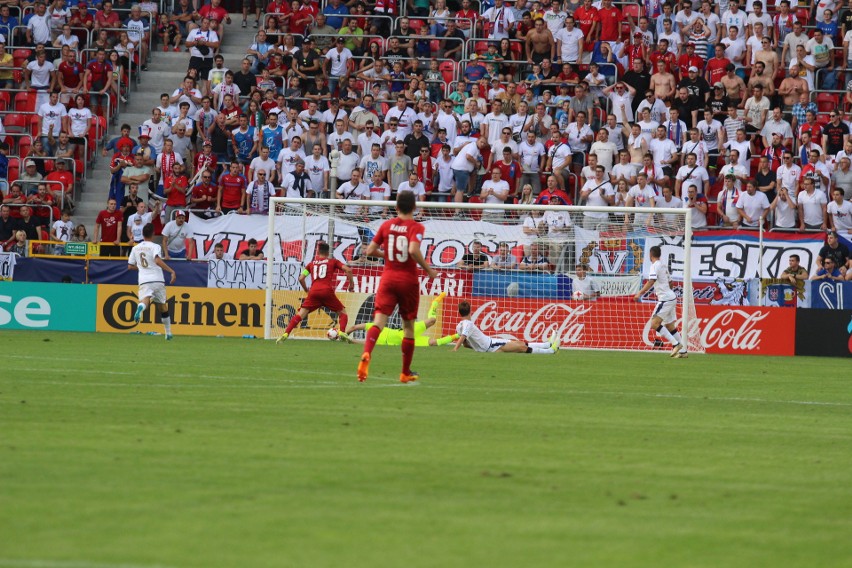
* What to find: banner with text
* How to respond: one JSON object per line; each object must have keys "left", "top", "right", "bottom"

{"left": 0, "top": 281, "right": 96, "bottom": 331}
{"left": 0, "top": 252, "right": 16, "bottom": 281}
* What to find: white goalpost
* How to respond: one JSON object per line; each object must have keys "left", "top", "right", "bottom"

{"left": 264, "top": 198, "right": 701, "bottom": 354}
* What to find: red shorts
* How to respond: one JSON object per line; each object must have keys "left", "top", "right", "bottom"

{"left": 375, "top": 276, "right": 419, "bottom": 321}
{"left": 301, "top": 290, "right": 344, "bottom": 313}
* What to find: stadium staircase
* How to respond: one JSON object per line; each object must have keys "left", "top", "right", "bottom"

{"left": 75, "top": 17, "right": 257, "bottom": 229}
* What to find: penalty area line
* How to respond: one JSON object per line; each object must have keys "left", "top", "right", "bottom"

{"left": 0, "top": 559, "right": 177, "bottom": 568}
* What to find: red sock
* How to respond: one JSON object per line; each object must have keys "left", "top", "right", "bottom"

{"left": 338, "top": 313, "right": 348, "bottom": 332}
{"left": 401, "top": 337, "right": 415, "bottom": 375}
{"left": 363, "top": 325, "right": 381, "bottom": 355}
{"left": 284, "top": 314, "right": 302, "bottom": 335}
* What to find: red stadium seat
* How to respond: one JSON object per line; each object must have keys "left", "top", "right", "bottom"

{"left": 0, "top": 91, "right": 9, "bottom": 112}
{"left": 408, "top": 18, "right": 423, "bottom": 33}
{"left": 796, "top": 8, "right": 809, "bottom": 26}
{"left": 12, "top": 48, "right": 31, "bottom": 68}
{"left": 474, "top": 40, "right": 488, "bottom": 55}
{"left": 28, "top": 115, "right": 40, "bottom": 137}
{"left": 623, "top": 3, "right": 643, "bottom": 20}
{"left": 3, "top": 114, "right": 28, "bottom": 134}
{"left": 749, "top": 157, "right": 760, "bottom": 178}
{"left": 14, "top": 91, "right": 36, "bottom": 112}
{"left": 7, "top": 157, "right": 19, "bottom": 184}
{"left": 17, "top": 135, "right": 32, "bottom": 157}
{"left": 467, "top": 195, "right": 483, "bottom": 221}
{"left": 439, "top": 60, "right": 455, "bottom": 84}
{"left": 816, "top": 92, "right": 839, "bottom": 113}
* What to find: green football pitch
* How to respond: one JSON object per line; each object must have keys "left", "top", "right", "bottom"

{"left": 2, "top": 331, "right": 851, "bottom": 568}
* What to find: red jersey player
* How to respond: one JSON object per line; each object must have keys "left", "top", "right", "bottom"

{"left": 277, "top": 241, "right": 355, "bottom": 342}
{"left": 357, "top": 191, "right": 438, "bottom": 384}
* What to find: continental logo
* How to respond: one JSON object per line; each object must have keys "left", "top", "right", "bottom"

{"left": 96, "top": 285, "right": 266, "bottom": 336}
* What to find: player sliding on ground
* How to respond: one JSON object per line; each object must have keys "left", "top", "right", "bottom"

{"left": 357, "top": 191, "right": 438, "bottom": 383}
{"left": 345, "top": 292, "right": 457, "bottom": 346}
{"left": 277, "top": 241, "right": 355, "bottom": 343}
{"left": 127, "top": 223, "right": 177, "bottom": 340}
{"left": 634, "top": 245, "right": 688, "bottom": 358}
{"left": 453, "top": 301, "right": 560, "bottom": 354}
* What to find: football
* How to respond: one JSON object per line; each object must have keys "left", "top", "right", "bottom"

{"left": 572, "top": 290, "right": 584, "bottom": 301}
{"left": 326, "top": 328, "right": 339, "bottom": 341}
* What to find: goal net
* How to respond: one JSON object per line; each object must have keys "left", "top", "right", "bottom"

{"left": 265, "top": 198, "right": 702, "bottom": 354}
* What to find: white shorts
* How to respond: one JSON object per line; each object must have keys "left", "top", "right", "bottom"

{"left": 653, "top": 298, "right": 678, "bottom": 325}
{"left": 486, "top": 339, "right": 507, "bottom": 353}
{"left": 139, "top": 282, "right": 167, "bottom": 305}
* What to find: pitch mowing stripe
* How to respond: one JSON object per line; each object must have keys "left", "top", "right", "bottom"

{"left": 0, "top": 559, "right": 176, "bottom": 568}
{"left": 5, "top": 367, "right": 852, "bottom": 407}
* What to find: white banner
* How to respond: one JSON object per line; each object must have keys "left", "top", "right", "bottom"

{"left": 207, "top": 259, "right": 305, "bottom": 289}
{"left": 0, "top": 252, "right": 16, "bottom": 281}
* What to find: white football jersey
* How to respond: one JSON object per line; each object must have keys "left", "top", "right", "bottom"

{"left": 456, "top": 319, "right": 492, "bottom": 353}
{"left": 129, "top": 241, "right": 166, "bottom": 285}
{"left": 650, "top": 259, "right": 677, "bottom": 301}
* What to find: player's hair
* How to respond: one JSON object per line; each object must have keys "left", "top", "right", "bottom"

{"left": 317, "top": 242, "right": 330, "bottom": 255}
{"left": 248, "top": 238, "right": 258, "bottom": 245}
{"left": 142, "top": 223, "right": 154, "bottom": 239}
{"left": 396, "top": 191, "right": 416, "bottom": 214}
{"left": 458, "top": 301, "right": 471, "bottom": 317}
{"left": 649, "top": 245, "right": 661, "bottom": 259}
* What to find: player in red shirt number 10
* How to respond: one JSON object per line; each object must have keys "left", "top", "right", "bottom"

{"left": 357, "top": 191, "right": 438, "bottom": 384}
{"left": 277, "top": 241, "right": 355, "bottom": 343}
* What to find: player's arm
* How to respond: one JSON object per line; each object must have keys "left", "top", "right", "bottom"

{"left": 155, "top": 256, "right": 177, "bottom": 283}
{"left": 633, "top": 275, "right": 655, "bottom": 301}
{"left": 299, "top": 268, "right": 310, "bottom": 292}
{"left": 340, "top": 263, "right": 355, "bottom": 291}
{"left": 409, "top": 238, "right": 438, "bottom": 279}
{"left": 452, "top": 333, "right": 468, "bottom": 351}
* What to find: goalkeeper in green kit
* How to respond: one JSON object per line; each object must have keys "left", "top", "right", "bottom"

{"left": 344, "top": 292, "right": 457, "bottom": 347}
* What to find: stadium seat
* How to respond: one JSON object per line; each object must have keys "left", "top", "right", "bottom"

{"left": 17, "top": 135, "right": 32, "bottom": 157}
{"left": 439, "top": 60, "right": 455, "bottom": 84}
{"left": 12, "top": 48, "right": 31, "bottom": 68}
{"left": 623, "top": 3, "right": 643, "bottom": 20}
{"left": 7, "top": 157, "right": 19, "bottom": 184}
{"left": 14, "top": 91, "right": 36, "bottom": 113}
{"left": 3, "top": 114, "right": 28, "bottom": 134}
{"left": 749, "top": 157, "right": 760, "bottom": 178}
{"left": 467, "top": 195, "right": 483, "bottom": 221}
{"left": 816, "top": 93, "right": 839, "bottom": 113}
{"left": 474, "top": 40, "right": 488, "bottom": 55}
{"left": 28, "top": 115, "right": 40, "bottom": 137}
{"left": 706, "top": 202, "right": 719, "bottom": 227}
{"left": 408, "top": 18, "right": 423, "bottom": 33}
{"left": 796, "top": 8, "right": 809, "bottom": 26}
{"left": 510, "top": 41, "right": 523, "bottom": 61}
{"left": 0, "top": 91, "right": 9, "bottom": 112}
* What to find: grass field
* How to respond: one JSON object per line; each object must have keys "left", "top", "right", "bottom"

{"left": 1, "top": 331, "right": 851, "bottom": 568}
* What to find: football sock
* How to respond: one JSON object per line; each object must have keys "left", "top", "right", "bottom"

{"left": 428, "top": 293, "right": 446, "bottom": 318}
{"left": 657, "top": 325, "right": 677, "bottom": 345}
{"left": 161, "top": 315, "right": 172, "bottom": 335}
{"left": 528, "top": 341, "right": 550, "bottom": 349}
{"left": 672, "top": 331, "right": 684, "bottom": 345}
{"left": 284, "top": 314, "right": 302, "bottom": 335}
{"left": 436, "top": 334, "right": 455, "bottom": 346}
{"left": 529, "top": 347, "right": 554, "bottom": 354}
{"left": 338, "top": 313, "right": 348, "bottom": 332}
{"left": 363, "top": 325, "right": 381, "bottom": 355}
{"left": 401, "top": 337, "right": 415, "bottom": 375}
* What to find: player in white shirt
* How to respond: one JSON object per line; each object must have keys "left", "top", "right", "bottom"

{"left": 453, "top": 300, "right": 558, "bottom": 354}
{"left": 127, "top": 223, "right": 177, "bottom": 339}
{"left": 634, "top": 245, "right": 688, "bottom": 358}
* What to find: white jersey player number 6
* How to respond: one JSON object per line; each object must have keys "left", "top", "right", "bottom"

{"left": 139, "top": 252, "right": 149, "bottom": 268}
{"left": 388, "top": 235, "right": 409, "bottom": 262}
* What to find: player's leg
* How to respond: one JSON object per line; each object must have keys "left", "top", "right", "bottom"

{"left": 428, "top": 291, "right": 447, "bottom": 319}
{"left": 150, "top": 285, "right": 172, "bottom": 339}
{"left": 134, "top": 284, "right": 153, "bottom": 322}
{"left": 278, "top": 306, "right": 311, "bottom": 343}
{"left": 358, "top": 308, "right": 388, "bottom": 382}
{"left": 665, "top": 322, "right": 688, "bottom": 358}
{"left": 400, "top": 317, "right": 418, "bottom": 382}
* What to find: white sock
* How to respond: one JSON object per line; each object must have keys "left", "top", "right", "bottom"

{"left": 137, "top": 302, "right": 145, "bottom": 311}
{"left": 672, "top": 331, "right": 683, "bottom": 344}
{"left": 162, "top": 316, "right": 172, "bottom": 334}
{"left": 530, "top": 347, "right": 554, "bottom": 354}
{"left": 657, "top": 326, "right": 676, "bottom": 345}
{"left": 528, "top": 341, "right": 550, "bottom": 349}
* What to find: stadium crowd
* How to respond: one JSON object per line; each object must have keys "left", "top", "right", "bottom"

{"left": 0, "top": 0, "right": 851, "bottom": 277}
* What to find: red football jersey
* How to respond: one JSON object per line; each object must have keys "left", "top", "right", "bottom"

{"left": 96, "top": 209, "right": 123, "bottom": 242}
{"left": 372, "top": 217, "right": 425, "bottom": 277}
{"left": 306, "top": 257, "right": 345, "bottom": 293}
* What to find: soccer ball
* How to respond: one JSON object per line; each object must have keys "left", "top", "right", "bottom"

{"left": 572, "top": 290, "right": 584, "bottom": 301}
{"left": 326, "top": 328, "right": 339, "bottom": 341}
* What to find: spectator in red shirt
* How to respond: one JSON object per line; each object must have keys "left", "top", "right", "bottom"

{"left": 84, "top": 47, "right": 113, "bottom": 117}
{"left": 198, "top": 0, "right": 230, "bottom": 38}
{"left": 190, "top": 168, "right": 218, "bottom": 217}
{"left": 217, "top": 161, "right": 247, "bottom": 214}
{"left": 94, "top": 197, "right": 123, "bottom": 256}
{"left": 597, "top": 0, "right": 622, "bottom": 42}
{"left": 705, "top": 44, "right": 731, "bottom": 88}
{"left": 69, "top": 3, "right": 94, "bottom": 46}
{"left": 574, "top": 0, "right": 600, "bottom": 55}
{"left": 94, "top": 1, "right": 121, "bottom": 38}
{"left": 163, "top": 162, "right": 189, "bottom": 221}
{"left": 495, "top": 147, "right": 522, "bottom": 199}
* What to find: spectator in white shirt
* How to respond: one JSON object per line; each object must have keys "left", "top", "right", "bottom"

{"left": 736, "top": 179, "right": 771, "bottom": 229}
{"left": 797, "top": 177, "right": 828, "bottom": 230}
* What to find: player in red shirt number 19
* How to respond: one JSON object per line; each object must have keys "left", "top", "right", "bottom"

{"left": 277, "top": 241, "right": 355, "bottom": 343}
{"left": 357, "top": 191, "right": 438, "bottom": 384}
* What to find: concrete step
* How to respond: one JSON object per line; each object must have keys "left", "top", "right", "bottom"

{"left": 76, "top": 14, "right": 252, "bottom": 230}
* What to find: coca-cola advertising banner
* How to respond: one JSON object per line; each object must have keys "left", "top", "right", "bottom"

{"left": 440, "top": 298, "right": 796, "bottom": 356}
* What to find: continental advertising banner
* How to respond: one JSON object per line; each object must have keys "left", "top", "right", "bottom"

{"left": 0, "top": 281, "right": 96, "bottom": 331}
{"left": 96, "top": 284, "right": 267, "bottom": 337}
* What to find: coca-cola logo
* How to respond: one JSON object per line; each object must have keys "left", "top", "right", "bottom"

{"left": 471, "top": 301, "right": 592, "bottom": 343}
{"left": 697, "top": 309, "right": 769, "bottom": 350}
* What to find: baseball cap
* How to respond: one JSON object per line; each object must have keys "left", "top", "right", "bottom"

{"left": 688, "top": 66, "right": 698, "bottom": 73}
{"left": 138, "top": 131, "right": 150, "bottom": 139}
{"left": 176, "top": 209, "right": 186, "bottom": 217}
{"left": 713, "top": 82, "right": 724, "bottom": 88}
{"left": 336, "top": 37, "right": 344, "bottom": 43}
{"left": 202, "top": 140, "right": 212, "bottom": 146}
{"left": 687, "top": 42, "right": 696, "bottom": 47}
{"left": 303, "top": 36, "right": 313, "bottom": 43}
{"left": 560, "top": 82, "right": 569, "bottom": 88}
{"left": 24, "top": 159, "right": 35, "bottom": 167}
{"left": 634, "top": 31, "right": 643, "bottom": 37}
